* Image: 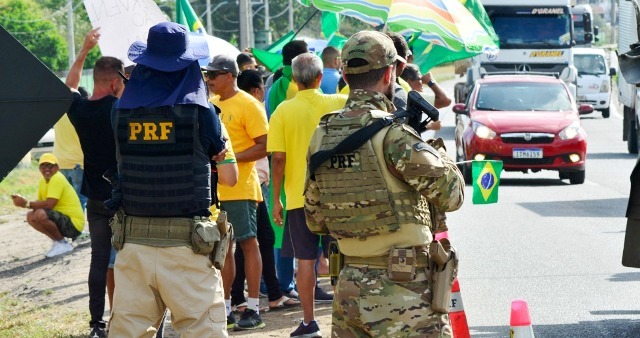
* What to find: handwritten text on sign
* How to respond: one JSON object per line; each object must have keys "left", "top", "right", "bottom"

{"left": 83, "top": 0, "right": 168, "bottom": 66}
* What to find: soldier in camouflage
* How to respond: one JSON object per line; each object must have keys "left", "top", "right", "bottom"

{"left": 304, "top": 31, "right": 464, "bottom": 337}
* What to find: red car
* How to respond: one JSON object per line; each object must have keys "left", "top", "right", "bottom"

{"left": 452, "top": 74, "right": 592, "bottom": 185}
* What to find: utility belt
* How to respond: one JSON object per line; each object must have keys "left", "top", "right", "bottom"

{"left": 109, "top": 209, "right": 233, "bottom": 270}
{"left": 329, "top": 239, "right": 458, "bottom": 313}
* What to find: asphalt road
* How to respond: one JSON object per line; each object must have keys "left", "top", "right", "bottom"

{"left": 431, "top": 78, "right": 640, "bottom": 337}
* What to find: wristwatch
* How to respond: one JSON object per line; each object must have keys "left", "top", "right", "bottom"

{"left": 427, "top": 79, "right": 436, "bottom": 87}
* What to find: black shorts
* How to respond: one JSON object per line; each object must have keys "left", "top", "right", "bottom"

{"left": 45, "top": 209, "right": 81, "bottom": 240}
{"left": 281, "top": 208, "right": 322, "bottom": 260}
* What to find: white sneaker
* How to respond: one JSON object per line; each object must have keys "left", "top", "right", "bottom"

{"left": 44, "top": 241, "right": 58, "bottom": 257}
{"left": 45, "top": 241, "right": 74, "bottom": 258}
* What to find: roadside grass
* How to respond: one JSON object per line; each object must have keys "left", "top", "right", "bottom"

{"left": 0, "top": 163, "right": 40, "bottom": 216}
{"left": 0, "top": 292, "right": 88, "bottom": 338}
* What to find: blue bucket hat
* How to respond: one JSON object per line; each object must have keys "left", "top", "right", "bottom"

{"left": 128, "top": 22, "right": 209, "bottom": 72}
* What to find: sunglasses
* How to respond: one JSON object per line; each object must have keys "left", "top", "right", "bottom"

{"left": 39, "top": 163, "right": 56, "bottom": 169}
{"left": 205, "top": 71, "right": 229, "bottom": 79}
{"left": 118, "top": 71, "right": 129, "bottom": 84}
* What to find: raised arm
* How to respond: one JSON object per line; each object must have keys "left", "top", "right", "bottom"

{"left": 65, "top": 27, "right": 101, "bottom": 91}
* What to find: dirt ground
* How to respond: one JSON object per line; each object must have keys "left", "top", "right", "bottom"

{"left": 0, "top": 210, "right": 334, "bottom": 337}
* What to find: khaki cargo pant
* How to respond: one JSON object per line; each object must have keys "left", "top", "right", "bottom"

{"left": 109, "top": 244, "right": 227, "bottom": 337}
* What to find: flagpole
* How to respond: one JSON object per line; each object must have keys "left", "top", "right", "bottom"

{"left": 292, "top": 9, "right": 320, "bottom": 39}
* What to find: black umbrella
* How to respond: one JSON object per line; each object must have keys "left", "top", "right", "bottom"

{"left": 0, "top": 24, "right": 72, "bottom": 181}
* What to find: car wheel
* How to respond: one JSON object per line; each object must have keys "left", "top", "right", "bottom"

{"left": 569, "top": 170, "right": 585, "bottom": 185}
{"left": 601, "top": 107, "right": 610, "bottom": 118}
{"left": 558, "top": 171, "right": 569, "bottom": 180}
{"left": 628, "top": 116, "right": 639, "bottom": 154}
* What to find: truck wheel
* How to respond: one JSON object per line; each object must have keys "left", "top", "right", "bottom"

{"left": 602, "top": 107, "right": 610, "bottom": 118}
{"left": 569, "top": 170, "right": 585, "bottom": 185}
{"left": 628, "top": 116, "right": 639, "bottom": 154}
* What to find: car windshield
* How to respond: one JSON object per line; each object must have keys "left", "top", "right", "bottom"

{"left": 574, "top": 54, "right": 607, "bottom": 75}
{"left": 476, "top": 82, "right": 572, "bottom": 111}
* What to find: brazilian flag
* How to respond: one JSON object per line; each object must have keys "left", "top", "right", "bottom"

{"left": 472, "top": 160, "right": 502, "bottom": 204}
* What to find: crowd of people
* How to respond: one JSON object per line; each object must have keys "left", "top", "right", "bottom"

{"left": 12, "top": 22, "right": 462, "bottom": 338}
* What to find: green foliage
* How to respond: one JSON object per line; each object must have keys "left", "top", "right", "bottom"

{"left": 0, "top": 163, "right": 40, "bottom": 214}
{"left": 188, "top": 0, "right": 372, "bottom": 48}
{"left": 0, "top": 0, "right": 68, "bottom": 71}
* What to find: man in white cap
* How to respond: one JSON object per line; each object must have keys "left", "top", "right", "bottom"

{"left": 108, "top": 22, "right": 232, "bottom": 337}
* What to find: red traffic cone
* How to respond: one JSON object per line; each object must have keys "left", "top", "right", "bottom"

{"left": 449, "top": 279, "right": 470, "bottom": 338}
{"left": 510, "top": 299, "right": 535, "bottom": 338}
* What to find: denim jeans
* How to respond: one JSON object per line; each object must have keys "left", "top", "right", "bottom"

{"left": 60, "top": 164, "right": 87, "bottom": 210}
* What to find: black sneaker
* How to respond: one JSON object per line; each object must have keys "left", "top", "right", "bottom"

{"left": 226, "top": 312, "right": 236, "bottom": 330}
{"left": 234, "top": 309, "right": 265, "bottom": 331}
{"left": 290, "top": 320, "right": 322, "bottom": 338}
{"left": 314, "top": 286, "right": 333, "bottom": 304}
{"left": 88, "top": 324, "right": 107, "bottom": 338}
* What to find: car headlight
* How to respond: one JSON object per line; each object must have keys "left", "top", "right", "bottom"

{"left": 472, "top": 121, "right": 496, "bottom": 139}
{"left": 559, "top": 121, "right": 581, "bottom": 140}
{"left": 600, "top": 80, "right": 609, "bottom": 93}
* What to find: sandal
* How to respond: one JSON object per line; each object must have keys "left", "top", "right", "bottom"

{"left": 268, "top": 296, "right": 300, "bottom": 311}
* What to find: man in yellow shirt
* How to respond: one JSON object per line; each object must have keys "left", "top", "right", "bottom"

{"left": 267, "top": 53, "right": 347, "bottom": 338}
{"left": 11, "top": 153, "right": 84, "bottom": 258}
{"left": 205, "top": 54, "right": 268, "bottom": 331}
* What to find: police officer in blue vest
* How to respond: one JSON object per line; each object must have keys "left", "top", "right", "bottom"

{"left": 108, "top": 22, "right": 233, "bottom": 337}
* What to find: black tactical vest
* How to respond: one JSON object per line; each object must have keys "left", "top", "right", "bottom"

{"left": 114, "top": 105, "right": 210, "bottom": 217}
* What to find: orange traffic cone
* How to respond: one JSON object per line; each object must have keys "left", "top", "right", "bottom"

{"left": 449, "top": 279, "right": 470, "bottom": 338}
{"left": 510, "top": 299, "right": 535, "bottom": 338}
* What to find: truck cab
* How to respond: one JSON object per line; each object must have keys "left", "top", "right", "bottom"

{"left": 573, "top": 47, "right": 615, "bottom": 118}
{"left": 454, "top": 0, "right": 587, "bottom": 104}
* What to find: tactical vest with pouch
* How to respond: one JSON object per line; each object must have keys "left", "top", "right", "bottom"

{"left": 114, "top": 105, "right": 211, "bottom": 217}
{"left": 310, "top": 110, "right": 430, "bottom": 239}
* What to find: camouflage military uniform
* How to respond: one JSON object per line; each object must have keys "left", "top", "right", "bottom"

{"left": 305, "top": 89, "right": 464, "bottom": 338}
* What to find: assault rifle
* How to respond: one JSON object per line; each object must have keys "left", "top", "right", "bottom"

{"left": 395, "top": 90, "right": 440, "bottom": 134}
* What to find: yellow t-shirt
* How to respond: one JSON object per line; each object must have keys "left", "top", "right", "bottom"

{"left": 398, "top": 77, "right": 412, "bottom": 93}
{"left": 267, "top": 89, "right": 347, "bottom": 209}
{"left": 212, "top": 91, "right": 267, "bottom": 202}
{"left": 340, "top": 78, "right": 412, "bottom": 96}
{"left": 38, "top": 171, "right": 84, "bottom": 231}
{"left": 52, "top": 114, "right": 83, "bottom": 170}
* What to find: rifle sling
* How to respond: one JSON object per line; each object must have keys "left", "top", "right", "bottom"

{"left": 308, "top": 116, "right": 394, "bottom": 180}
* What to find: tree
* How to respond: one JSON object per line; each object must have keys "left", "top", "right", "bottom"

{"left": 0, "top": 0, "right": 68, "bottom": 71}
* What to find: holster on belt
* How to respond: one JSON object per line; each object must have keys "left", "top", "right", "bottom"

{"left": 426, "top": 238, "right": 458, "bottom": 313}
{"left": 328, "top": 241, "right": 343, "bottom": 286}
{"left": 109, "top": 209, "right": 126, "bottom": 251}
{"left": 210, "top": 211, "right": 233, "bottom": 270}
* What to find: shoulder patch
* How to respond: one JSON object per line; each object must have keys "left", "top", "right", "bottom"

{"left": 412, "top": 142, "right": 441, "bottom": 159}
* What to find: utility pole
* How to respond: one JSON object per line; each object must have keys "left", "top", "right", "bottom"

{"left": 239, "top": 0, "right": 254, "bottom": 49}
{"left": 264, "top": 0, "right": 269, "bottom": 31}
{"left": 288, "top": 0, "right": 293, "bottom": 31}
{"left": 67, "top": 0, "right": 75, "bottom": 69}
{"left": 206, "top": 0, "right": 212, "bottom": 35}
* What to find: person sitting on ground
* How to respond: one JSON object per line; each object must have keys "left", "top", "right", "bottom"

{"left": 11, "top": 153, "right": 84, "bottom": 258}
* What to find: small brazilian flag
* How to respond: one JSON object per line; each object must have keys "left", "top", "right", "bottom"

{"left": 472, "top": 160, "right": 503, "bottom": 204}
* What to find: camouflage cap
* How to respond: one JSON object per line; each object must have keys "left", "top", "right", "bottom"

{"left": 342, "top": 31, "right": 406, "bottom": 75}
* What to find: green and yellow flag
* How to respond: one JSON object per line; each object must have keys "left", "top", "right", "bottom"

{"left": 176, "top": 0, "right": 205, "bottom": 33}
{"left": 472, "top": 160, "right": 502, "bottom": 204}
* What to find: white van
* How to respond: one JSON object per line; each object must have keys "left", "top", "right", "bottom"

{"left": 573, "top": 47, "right": 616, "bottom": 118}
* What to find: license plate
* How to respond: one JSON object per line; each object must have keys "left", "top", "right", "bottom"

{"left": 513, "top": 148, "right": 543, "bottom": 159}
{"left": 577, "top": 95, "right": 587, "bottom": 100}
